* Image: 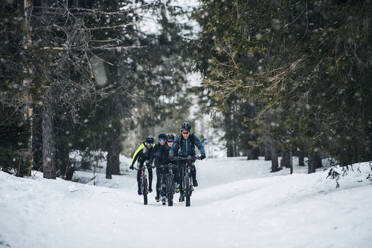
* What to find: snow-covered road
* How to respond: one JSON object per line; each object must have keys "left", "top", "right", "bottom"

{"left": 1, "top": 158, "right": 372, "bottom": 248}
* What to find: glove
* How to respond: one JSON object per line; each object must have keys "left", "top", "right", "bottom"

{"left": 129, "top": 165, "right": 134, "bottom": 170}
{"left": 187, "top": 155, "right": 196, "bottom": 162}
{"left": 200, "top": 154, "right": 206, "bottom": 160}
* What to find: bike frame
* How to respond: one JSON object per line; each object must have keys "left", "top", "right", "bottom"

{"left": 174, "top": 156, "right": 201, "bottom": 207}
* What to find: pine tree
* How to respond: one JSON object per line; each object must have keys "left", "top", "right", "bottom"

{"left": 194, "top": 0, "right": 372, "bottom": 171}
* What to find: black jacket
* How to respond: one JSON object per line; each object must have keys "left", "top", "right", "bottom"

{"left": 152, "top": 143, "right": 171, "bottom": 168}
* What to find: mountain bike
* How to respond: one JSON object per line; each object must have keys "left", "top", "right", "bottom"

{"left": 135, "top": 165, "right": 150, "bottom": 205}
{"left": 174, "top": 155, "right": 201, "bottom": 207}
{"left": 158, "top": 163, "right": 177, "bottom": 206}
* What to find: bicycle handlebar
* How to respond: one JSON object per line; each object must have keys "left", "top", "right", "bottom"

{"left": 171, "top": 155, "right": 202, "bottom": 161}
{"left": 158, "top": 163, "right": 178, "bottom": 168}
{"left": 134, "top": 165, "right": 155, "bottom": 170}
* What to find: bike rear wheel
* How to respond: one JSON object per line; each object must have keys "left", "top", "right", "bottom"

{"left": 186, "top": 195, "right": 190, "bottom": 207}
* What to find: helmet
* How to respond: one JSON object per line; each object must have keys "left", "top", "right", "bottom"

{"left": 146, "top": 136, "right": 154, "bottom": 144}
{"left": 167, "top": 133, "right": 175, "bottom": 141}
{"left": 158, "top": 133, "right": 167, "bottom": 140}
{"left": 181, "top": 121, "right": 191, "bottom": 131}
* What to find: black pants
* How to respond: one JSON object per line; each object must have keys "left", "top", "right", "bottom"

{"left": 156, "top": 167, "right": 168, "bottom": 197}
{"left": 173, "top": 165, "right": 180, "bottom": 186}
{"left": 137, "top": 163, "right": 153, "bottom": 190}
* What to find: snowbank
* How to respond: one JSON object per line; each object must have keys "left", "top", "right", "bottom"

{"left": 0, "top": 158, "right": 371, "bottom": 248}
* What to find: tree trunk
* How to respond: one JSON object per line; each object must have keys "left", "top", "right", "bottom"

{"left": 264, "top": 142, "right": 271, "bottom": 161}
{"left": 247, "top": 147, "right": 259, "bottom": 160}
{"left": 107, "top": 121, "right": 121, "bottom": 175}
{"left": 270, "top": 140, "right": 280, "bottom": 172}
{"left": 227, "top": 141, "right": 234, "bottom": 157}
{"left": 42, "top": 86, "right": 56, "bottom": 179}
{"left": 233, "top": 136, "right": 238, "bottom": 156}
{"left": 315, "top": 154, "right": 322, "bottom": 169}
{"left": 56, "top": 139, "right": 70, "bottom": 179}
{"left": 224, "top": 110, "right": 234, "bottom": 157}
{"left": 280, "top": 150, "right": 291, "bottom": 168}
{"left": 308, "top": 153, "right": 321, "bottom": 174}
{"left": 24, "top": 0, "right": 33, "bottom": 176}
{"left": 106, "top": 158, "right": 112, "bottom": 179}
{"left": 32, "top": 106, "right": 43, "bottom": 170}
{"left": 106, "top": 95, "right": 122, "bottom": 177}
{"left": 298, "top": 150, "right": 305, "bottom": 166}
{"left": 289, "top": 150, "right": 293, "bottom": 174}
{"left": 64, "top": 162, "right": 75, "bottom": 181}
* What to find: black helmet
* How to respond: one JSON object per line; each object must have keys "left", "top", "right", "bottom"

{"left": 181, "top": 121, "right": 191, "bottom": 131}
{"left": 158, "top": 133, "right": 167, "bottom": 140}
{"left": 167, "top": 133, "right": 175, "bottom": 141}
{"left": 146, "top": 135, "right": 154, "bottom": 144}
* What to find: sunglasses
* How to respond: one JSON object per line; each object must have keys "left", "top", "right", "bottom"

{"left": 159, "top": 139, "right": 166, "bottom": 142}
{"left": 145, "top": 142, "right": 153, "bottom": 146}
{"left": 182, "top": 131, "right": 189, "bottom": 135}
{"left": 167, "top": 140, "right": 174, "bottom": 143}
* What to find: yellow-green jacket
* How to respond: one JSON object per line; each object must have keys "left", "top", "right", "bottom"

{"left": 130, "top": 143, "right": 155, "bottom": 167}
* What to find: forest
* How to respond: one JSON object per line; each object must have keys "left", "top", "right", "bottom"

{"left": 1, "top": 0, "right": 371, "bottom": 179}
{"left": 1, "top": 1, "right": 372, "bottom": 248}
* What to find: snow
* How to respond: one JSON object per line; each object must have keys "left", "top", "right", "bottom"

{"left": 1, "top": 158, "right": 372, "bottom": 248}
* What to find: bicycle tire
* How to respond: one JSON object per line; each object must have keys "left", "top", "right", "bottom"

{"left": 166, "top": 174, "right": 174, "bottom": 206}
{"left": 160, "top": 174, "right": 166, "bottom": 201}
{"left": 186, "top": 194, "right": 190, "bottom": 207}
{"left": 185, "top": 173, "right": 191, "bottom": 207}
{"left": 168, "top": 198, "right": 173, "bottom": 206}
{"left": 143, "top": 177, "right": 148, "bottom": 205}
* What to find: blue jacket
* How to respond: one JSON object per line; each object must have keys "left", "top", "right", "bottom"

{"left": 169, "top": 133, "right": 206, "bottom": 158}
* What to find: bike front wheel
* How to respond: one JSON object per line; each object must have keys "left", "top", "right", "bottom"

{"left": 185, "top": 174, "right": 191, "bottom": 207}
{"left": 143, "top": 177, "right": 148, "bottom": 205}
{"left": 166, "top": 175, "right": 174, "bottom": 206}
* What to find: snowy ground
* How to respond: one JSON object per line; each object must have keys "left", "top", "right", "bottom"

{"left": 1, "top": 157, "right": 372, "bottom": 248}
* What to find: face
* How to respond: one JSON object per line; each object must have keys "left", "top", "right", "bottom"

{"left": 167, "top": 140, "right": 174, "bottom": 147}
{"left": 182, "top": 130, "right": 190, "bottom": 139}
{"left": 159, "top": 139, "right": 166, "bottom": 146}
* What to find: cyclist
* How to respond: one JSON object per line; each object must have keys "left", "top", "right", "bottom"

{"left": 169, "top": 122, "right": 206, "bottom": 193}
{"left": 166, "top": 133, "right": 180, "bottom": 192}
{"left": 166, "top": 133, "right": 175, "bottom": 148}
{"left": 152, "top": 133, "right": 172, "bottom": 202}
{"left": 129, "top": 136, "right": 155, "bottom": 195}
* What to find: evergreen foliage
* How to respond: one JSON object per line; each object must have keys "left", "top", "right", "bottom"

{"left": 0, "top": 0, "right": 196, "bottom": 178}
{"left": 0, "top": 1, "right": 31, "bottom": 176}
{"left": 194, "top": 0, "right": 372, "bottom": 168}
